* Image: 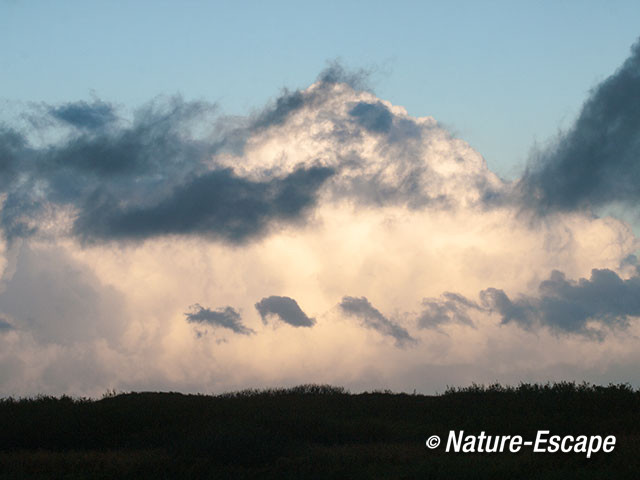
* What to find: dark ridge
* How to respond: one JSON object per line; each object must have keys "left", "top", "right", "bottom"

{"left": 1, "top": 382, "right": 638, "bottom": 478}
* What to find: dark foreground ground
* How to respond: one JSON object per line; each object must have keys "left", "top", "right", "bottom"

{"left": 1, "top": 382, "right": 639, "bottom": 479}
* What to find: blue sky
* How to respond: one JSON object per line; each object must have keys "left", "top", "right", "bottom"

{"left": 3, "top": 0, "right": 640, "bottom": 177}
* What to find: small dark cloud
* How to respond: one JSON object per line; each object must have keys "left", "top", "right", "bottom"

{"left": 255, "top": 296, "right": 315, "bottom": 327}
{"left": 185, "top": 304, "right": 254, "bottom": 335}
{"left": 48, "top": 99, "right": 118, "bottom": 131}
{"left": 480, "top": 268, "right": 640, "bottom": 338}
{"left": 620, "top": 254, "right": 640, "bottom": 277}
{"left": 0, "top": 318, "right": 14, "bottom": 332}
{"left": 339, "top": 296, "right": 416, "bottom": 347}
{"left": 418, "top": 292, "right": 480, "bottom": 330}
{"left": 621, "top": 254, "right": 638, "bottom": 267}
{"left": 349, "top": 102, "right": 393, "bottom": 133}
{"left": 518, "top": 38, "right": 640, "bottom": 214}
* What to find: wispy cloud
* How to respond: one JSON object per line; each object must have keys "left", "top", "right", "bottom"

{"left": 47, "top": 99, "right": 119, "bottom": 131}
{"left": 418, "top": 292, "right": 480, "bottom": 330}
{"left": 339, "top": 296, "right": 416, "bottom": 347}
{"left": 185, "top": 304, "right": 255, "bottom": 335}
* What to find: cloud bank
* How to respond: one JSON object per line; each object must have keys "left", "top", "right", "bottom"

{"left": 1, "top": 49, "right": 640, "bottom": 396}
{"left": 481, "top": 268, "right": 640, "bottom": 337}
{"left": 519, "top": 39, "right": 640, "bottom": 214}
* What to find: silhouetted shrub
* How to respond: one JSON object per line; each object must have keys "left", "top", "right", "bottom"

{"left": 1, "top": 382, "right": 638, "bottom": 478}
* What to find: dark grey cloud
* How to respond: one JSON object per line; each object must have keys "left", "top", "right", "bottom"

{"left": 73, "top": 164, "right": 334, "bottom": 244}
{"left": 347, "top": 100, "right": 421, "bottom": 143}
{"left": 407, "top": 265, "right": 640, "bottom": 339}
{"left": 0, "top": 96, "right": 221, "bottom": 241}
{"left": 255, "top": 296, "right": 315, "bottom": 327}
{"left": 0, "top": 94, "right": 334, "bottom": 245}
{"left": 48, "top": 99, "right": 118, "bottom": 131}
{"left": 418, "top": 292, "right": 480, "bottom": 330}
{"left": 621, "top": 253, "right": 638, "bottom": 268}
{"left": 0, "top": 318, "right": 14, "bottom": 332}
{"left": 349, "top": 102, "right": 393, "bottom": 133}
{"left": 519, "top": 38, "right": 640, "bottom": 214}
{"left": 339, "top": 296, "right": 416, "bottom": 347}
{"left": 621, "top": 254, "right": 640, "bottom": 276}
{"left": 0, "top": 127, "right": 29, "bottom": 191}
{"left": 46, "top": 96, "right": 218, "bottom": 177}
{"left": 480, "top": 268, "right": 640, "bottom": 337}
{"left": 185, "top": 304, "right": 254, "bottom": 335}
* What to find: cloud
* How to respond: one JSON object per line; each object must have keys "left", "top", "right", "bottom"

{"left": 0, "top": 95, "right": 221, "bottom": 240}
{"left": 249, "top": 62, "right": 372, "bottom": 134}
{"left": 47, "top": 96, "right": 218, "bottom": 176}
{"left": 48, "top": 99, "right": 118, "bottom": 131}
{"left": 0, "top": 317, "right": 13, "bottom": 332}
{"left": 519, "top": 38, "right": 640, "bottom": 214}
{"left": 481, "top": 268, "right": 640, "bottom": 337}
{"left": 0, "top": 127, "right": 28, "bottom": 191}
{"left": 255, "top": 296, "right": 315, "bottom": 327}
{"left": 1, "top": 56, "right": 640, "bottom": 396}
{"left": 349, "top": 101, "right": 393, "bottom": 133}
{"left": 339, "top": 296, "right": 416, "bottom": 347}
{"left": 251, "top": 89, "right": 306, "bottom": 131}
{"left": 0, "top": 128, "right": 21, "bottom": 170}
{"left": 0, "top": 94, "right": 336, "bottom": 245}
{"left": 185, "top": 304, "right": 254, "bottom": 335}
{"left": 0, "top": 60, "right": 501, "bottom": 246}
{"left": 0, "top": 244, "right": 128, "bottom": 345}
{"left": 621, "top": 254, "right": 640, "bottom": 276}
{"left": 418, "top": 292, "right": 481, "bottom": 330}
{"left": 73, "top": 164, "right": 334, "bottom": 244}
{"left": 317, "top": 60, "right": 372, "bottom": 91}
{"left": 416, "top": 266, "right": 640, "bottom": 338}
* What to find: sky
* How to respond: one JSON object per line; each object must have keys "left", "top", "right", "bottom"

{"left": 1, "top": 1, "right": 640, "bottom": 396}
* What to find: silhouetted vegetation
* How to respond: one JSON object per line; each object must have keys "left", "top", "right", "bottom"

{"left": 1, "top": 382, "right": 638, "bottom": 478}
